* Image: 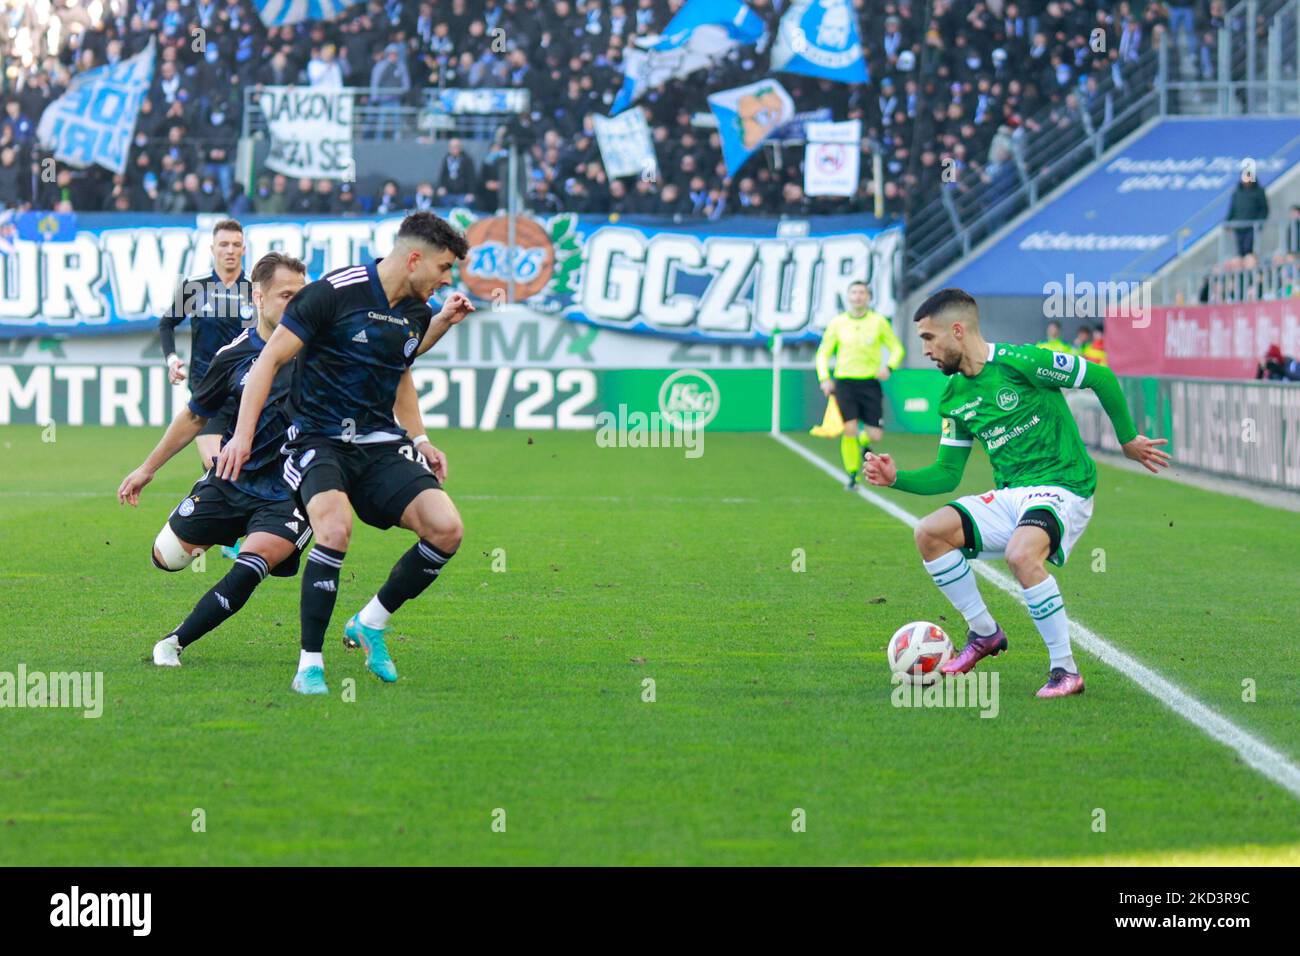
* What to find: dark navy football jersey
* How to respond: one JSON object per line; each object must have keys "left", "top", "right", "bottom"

{"left": 159, "top": 270, "right": 255, "bottom": 384}
{"left": 279, "top": 261, "right": 433, "bottom": 440}
{"left": 188, "top": 326, "right": 296, "bottom": 501}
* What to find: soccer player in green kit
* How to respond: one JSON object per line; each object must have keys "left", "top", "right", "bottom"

{"left": 864, "top": 289, "right": 1170, "bottom": 697}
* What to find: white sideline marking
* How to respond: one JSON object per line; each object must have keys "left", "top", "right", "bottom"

{"left": 773, "top": 431, "right": 1300, "bottom": 800}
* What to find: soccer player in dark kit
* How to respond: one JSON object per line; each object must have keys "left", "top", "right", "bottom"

{"left": 118, "top": 252, "right": 313, "bottom": 666}
{"left": 216, "top": 212, "right": 476, "bottom": 695}
{"left": 159, "top": 219, "right": 254, "bottom": 470}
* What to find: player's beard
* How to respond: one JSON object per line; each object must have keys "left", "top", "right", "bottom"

{"left": 934, "top": 349, "right": 962, "bottom": 375}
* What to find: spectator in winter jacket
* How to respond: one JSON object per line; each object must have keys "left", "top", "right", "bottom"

{"left": 369, "top": 43, "right": 411, "bottom": 140}
{"left": 374, "top": 179, "right": 405, "bottom": 215}
{"left": 1227, "top": 167, "right": 1270, "bottom": 256}
{"left": 436, "top": 138, "right": 477, "bottom": 206}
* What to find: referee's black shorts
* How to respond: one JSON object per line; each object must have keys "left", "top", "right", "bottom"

{"left": 281, "top": 435, "right": 442, "bottom": 531}
{"left": 833, "top": 377, "right": 884, "bottom": 427}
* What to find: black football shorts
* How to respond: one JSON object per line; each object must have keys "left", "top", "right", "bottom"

{"left": 833, "top": 377, "right": 884, "bottom": 427}
{"left": 167, "top": 472, "right": 312, "bottom": 575}
{"left": 281, "top": 435, "right": 441, "bottom": 531}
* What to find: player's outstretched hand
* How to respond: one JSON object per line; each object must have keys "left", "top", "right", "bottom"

{"left": 437, "top": 292, "right": 476, "bottom": 325}
{"left": 863, "top": 451, "right": 896, "bottom": 487}
{"left": 1121, "top": 435, "right": 1171, "bottom": 474}
{"left": 117, "top": 467, "right": 154, "bottom": 506}
{"left": 418, "top": 442, "right": 448, "bottom": 483}
{"left": 216, "top": 433, "right": 251, "bottom": 483}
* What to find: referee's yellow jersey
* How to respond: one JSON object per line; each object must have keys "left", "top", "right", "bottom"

{"left": 815, "top": 309, "right": 905, "bottom": 381}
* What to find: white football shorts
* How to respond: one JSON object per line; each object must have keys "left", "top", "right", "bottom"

{"left": 948, "top": 485, "right": 1094, "bottom": 567}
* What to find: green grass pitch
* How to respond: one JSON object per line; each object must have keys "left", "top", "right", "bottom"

{"left": 0, "top": 424, "right": 1297, "bottom": 865}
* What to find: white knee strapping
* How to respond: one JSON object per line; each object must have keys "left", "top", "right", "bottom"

{"left": 153, "top": 523, "right": 195, "bottom": 570}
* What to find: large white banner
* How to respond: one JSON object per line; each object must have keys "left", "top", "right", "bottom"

{"left": 804, "top": 119, "right": 861, "bottom": 197}
{"left": 257, "top": 87, "right": 355, "bottom": 179}
{"left": 0, "top": 213, "right": 901, "bottom": 344}
{"left": 593, "top": 110, "right": 659, "bottom": 180}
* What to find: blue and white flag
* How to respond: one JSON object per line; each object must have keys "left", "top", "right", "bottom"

{"left": 708, "top": 78, "right": 795, "bottom": 176}
{"left": 252, "top": 0, "right": 348, "bottom": 27}
{"left": 612, "top": 0, "right": 764, "bottom": 115}
{"left": 35, "top": 39, "right": 155, "bottom": 175}
{"left": 16, "top": 212, "right": 78, "bottom": 243}
{"left": 771, "top": 0, "right": 870, "bottom": 85}
{"left": 653, "top": 0, "right": 765, "bottom": 50}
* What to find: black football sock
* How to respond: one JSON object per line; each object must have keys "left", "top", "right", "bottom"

{"left": 171, "top": 553, "right": 268, "bottom": 649}
{"left": 375, "top": 541, "right": 455, "bottom": 617}
{"left": 300, "top": 545, "right": 346, "bottom": 654}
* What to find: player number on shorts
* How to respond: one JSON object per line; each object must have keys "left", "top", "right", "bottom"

{"left": 398, "top": 443, "right": 432, "bottom": 473}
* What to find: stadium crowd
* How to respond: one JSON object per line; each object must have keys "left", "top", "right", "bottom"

{"left": 1195, "top": 175, "right": 1300, "bottom": 304}
{"left": 0, "top": 0, "right": 1195, "bottom": 222}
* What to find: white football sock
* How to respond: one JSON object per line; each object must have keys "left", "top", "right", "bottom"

{"left": 923, "top": 552, "right": 997, "bottom": 636}
{"left": 299, "top": 650, "right": 324, "bottom": 671}
{"left": 1023, "top": 575, "right": 1076, "bottom": 672}
{"left": 358, "top": 596, "right": 391, "bottom": 630}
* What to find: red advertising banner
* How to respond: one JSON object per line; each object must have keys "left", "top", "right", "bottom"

{"left": 1108, "top": 300, "right": 1300, "bottom": 378}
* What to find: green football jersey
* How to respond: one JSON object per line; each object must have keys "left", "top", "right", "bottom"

{"left": 937, "top": 343, "right": 1137, "bottom": 498}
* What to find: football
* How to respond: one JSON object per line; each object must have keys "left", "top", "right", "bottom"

{"left": 887, "top": 621, "right": 954, "bottom": 685}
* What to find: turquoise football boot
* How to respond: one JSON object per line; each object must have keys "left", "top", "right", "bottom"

{"left": 220, "top": 538, "right": 242, "bottom": 560}
{"left": 344, "top": 614, "right": 397, "bottom": 683}
{"left": 291, "top": 665, "right": 329, "bottom": 695}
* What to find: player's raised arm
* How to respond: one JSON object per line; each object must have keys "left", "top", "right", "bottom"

{"left": 1077, "top": 359, "right": 1171, "bottom": 473}
{"left": 118, "top": 406, "right": 209, "bottom": 506}
{"left": 416, "top": 291, "right": 475, "bottom": 357}
{"left": 1002, "top": 345, "right": 1170, "bottom": 474}
{"left": 865, "top": 417, "right": 973, "bottom": 493}
{"left": 120, "top": 345, "right": 242, "bottom": 502}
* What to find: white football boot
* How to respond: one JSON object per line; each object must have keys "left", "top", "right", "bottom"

{"left": 153, "top": 635, "right": 182, "bottom": 667}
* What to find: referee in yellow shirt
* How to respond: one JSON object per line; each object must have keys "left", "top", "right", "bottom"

{"left": 816, "top": 281, "right": 905, "bottom": 489}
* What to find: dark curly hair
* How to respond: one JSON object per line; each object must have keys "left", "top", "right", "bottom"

{"left": 396, "top": 211, "right": 469, "bottom": 259}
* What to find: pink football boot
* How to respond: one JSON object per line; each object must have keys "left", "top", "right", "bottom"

{"left": 940, "top": 626, "right": 1008, "bottom": 675}
{"left": 1036, "top": 668, "right": 1085, "bottom": 698}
